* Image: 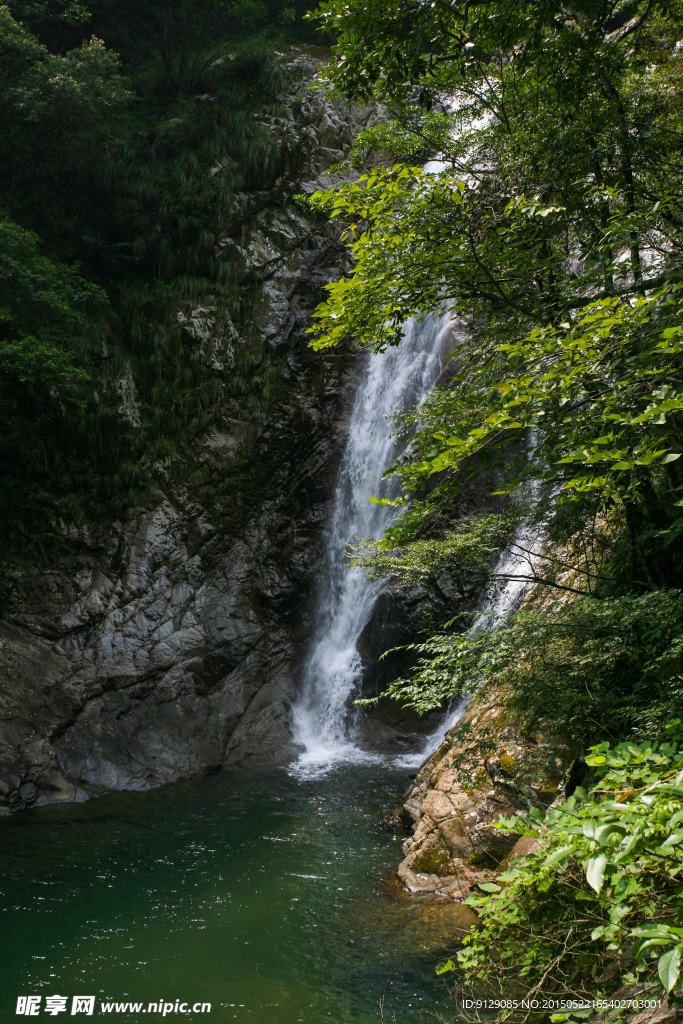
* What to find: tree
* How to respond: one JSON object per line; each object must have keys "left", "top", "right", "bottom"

{"left": 158, "top": 0, "right": 239, "bottom": 95}
{"left": 299, "top": 0, "right": 683, "bottom": 582}
{"left": 299, "top": 2, "right": 683, "bottom": 1005}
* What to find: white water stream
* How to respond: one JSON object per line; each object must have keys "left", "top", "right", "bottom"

{"left": 291, "top": 318, "right": 544, "bottom": 778}
{"left": 289, "top": 114, "right": 547, "bottom": 778}
{"left": 291, "top": 315, "right": 450, "bottom": 774}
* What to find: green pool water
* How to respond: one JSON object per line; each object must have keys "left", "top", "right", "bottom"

{"left": 0, "top": 763, "right": 473, "bottom": 1024}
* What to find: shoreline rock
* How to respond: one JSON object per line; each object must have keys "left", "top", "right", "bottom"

{"left": 397, "top": 693, "right": 579, "bottom": 900}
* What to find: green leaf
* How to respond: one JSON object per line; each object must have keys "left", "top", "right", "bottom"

{"left": 595, "top": 823, "right": 624, "bottom": 845}
{"left": 586, "top": 854, "right": 607, "bottom": 893}
{"left": 478, "top": 882, "right": 502, "bottom": 892}
{"left": 633, "top": 924, "right": 683, "bottom": 940}
{"left": 543, "top": 845, "right": 573, "bottom": 867}
{"left": 658, "top": 946, "right": 682, "bottom": 992}
{"left": 436, "top": 959, "right": 456, "bottom": 975}
{"left": 659, "top": 833, "right": 683, "bottom": 851}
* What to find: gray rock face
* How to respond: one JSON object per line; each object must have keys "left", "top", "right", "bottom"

{"left": 0, "top": 51, "right": 385, "bottom": 814}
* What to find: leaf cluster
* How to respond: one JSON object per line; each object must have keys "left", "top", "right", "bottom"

{"left": 367, "top": 591, "right": 683, "bottom": 734}
{"left": 350, "top": 510, "right": 521, "bottom": 589}
{"left": 440, "top": 729, "right": 683, "bottom": 1008}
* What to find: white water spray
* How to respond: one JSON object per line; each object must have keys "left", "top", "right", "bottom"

{"left": 291, "top": 316, "right": 451, "bottom": 774}
{"left": 472, "top": 509, "right": 545, "bottom": 631}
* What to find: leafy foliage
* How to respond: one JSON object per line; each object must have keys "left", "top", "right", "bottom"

{"left": 436, "top": 729, "right": 683, "bottom": 1004}
{"left": 371, "top": 591, "right": 683, "bottom": 737}
{"left": 0, "top": 218, "right": 108, "bottom": 508}
{"left": 300, "top": 0, "right": 683, "bottom": 1010}
{"left": 0, "top": 1, "right": 314, "bottom": 545}
{"left": 300, "top": 0, "right": 683, "bottom": 567}
{"left": 375, "top": 289, "right": 683, "bottom": 580}
{"left": 350, "top": 511, "right": 520, "bottom": 589}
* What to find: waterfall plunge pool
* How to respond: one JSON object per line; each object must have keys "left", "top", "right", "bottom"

{"left": 0, "top": 763, "right": 475, "bottom": 1024}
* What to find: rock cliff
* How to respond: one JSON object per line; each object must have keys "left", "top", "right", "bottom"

{"left": 0, "top": 51, "right": 385, "bottom": 814}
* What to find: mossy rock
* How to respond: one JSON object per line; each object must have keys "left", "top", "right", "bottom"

{"left": 498, "top": 751, "right": 518, "bottom": 775}
{"left": 412, "top": 842, "right": 452, "bottom": 874}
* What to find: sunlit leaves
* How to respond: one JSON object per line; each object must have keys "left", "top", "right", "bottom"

{"left": 361, "top": 589, "right": 683, "bottom": 730}
{"left": 458, "top": 731, "right": 683, "bottom": 1001}
{"left": 585, "top": 853, "right": 606, "bottom": 892}
{"left": 659, "top": 947, "right": 682, "bottom": 993}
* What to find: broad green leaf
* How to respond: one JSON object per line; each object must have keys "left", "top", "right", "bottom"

{"left": 659, "top": 833, "right": 683, "bottom": 851}
{"left": 543, "top": 845, "right": 573, "bottom": 867}
{"left": 586, "top": 854, "right": 607, "bottom": 893}
{"left": 658, "top": 946, "right": 682, "bottom": 992}
{"left": 633, "top": 924, "right": 683, "bottom": 940}
{"left": 595, "top": 823, "right": 624, "bottom": 845}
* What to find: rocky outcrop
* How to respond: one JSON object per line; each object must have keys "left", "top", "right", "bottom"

{"left": 0, "top": 50, "right": 385, "bottom": 814}
{"left": 397, "top": 694, "right": 579, "bottom": 899}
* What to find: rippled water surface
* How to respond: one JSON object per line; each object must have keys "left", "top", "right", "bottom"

{"left": 0, "top": 765, "right": 472, "bottom": 1023}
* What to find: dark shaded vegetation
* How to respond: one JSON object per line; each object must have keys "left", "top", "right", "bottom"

{"left": 0, "top": 0, "right": 320, "bottom": 548}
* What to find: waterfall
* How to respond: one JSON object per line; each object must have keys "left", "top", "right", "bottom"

{"left": 392, "top": 517, "right": 547, "bottom": 772}
{"left": 472, "top": 509, "right": 545, "bottom": 630}
{"left": 291, "top": 315, "right": 451, "bottom": 773}
{"left": 290, "top": 313, "right": 545, "bottom": 779}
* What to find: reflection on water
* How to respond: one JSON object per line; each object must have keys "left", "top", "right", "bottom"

{"left": 0, "top": 764, "right": 472, "bottom": 1024}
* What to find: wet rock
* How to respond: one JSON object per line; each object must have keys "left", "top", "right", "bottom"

{"left": 199, "top": 423, "right": 260, "bottom": 475}
{"left": 397, "top": 694, "right": 578, "bottom": 897}
{"left": 176, "top": 306, "right": 241, "bottom": 370}
{"left": 114, "top": 363, "right": 141, "bottom": 429}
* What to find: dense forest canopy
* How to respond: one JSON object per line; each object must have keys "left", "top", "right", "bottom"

{"left": 299, "top": 0, "right": 683, "bottom": 1011}
{"left": 0, "top": 0, "right": 318, "bottom": 547}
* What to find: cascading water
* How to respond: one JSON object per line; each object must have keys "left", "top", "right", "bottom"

{"left": 393, "top": 517, "right": 548, "bottom": 771}
{"left": 291, "top": 315, "right": 452, "bottom": 773}
{"left": 472, "top": 509, "right": 545, "bottom": 630}
{"left": 291, "top": 313, "right": 545, "bottom": 777}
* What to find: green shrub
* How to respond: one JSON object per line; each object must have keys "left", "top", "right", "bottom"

{"left": 437, "top": 727, "right": 683, "bottom": 1011}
